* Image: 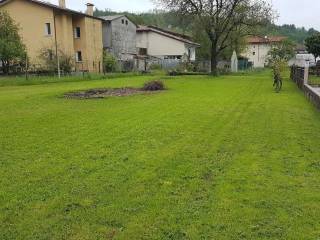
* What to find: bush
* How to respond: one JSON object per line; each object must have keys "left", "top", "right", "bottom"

{"left": 39, "top": 48, "right": 74, "bottom": 74}
{"left": 142, "top": 80, "right": 165, "bottom": 91}
{"left": 103, "top": 50, "right": 118, "bottom": 72}
{"left": 149, "top": 64, "right": 162, "bottom": 70}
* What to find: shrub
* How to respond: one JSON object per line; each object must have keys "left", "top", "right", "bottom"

{"left": 142, "top": 80, "right": 165, "bottom": 91}
{"left": 168, "top": 70, "right": 178, "bottom": 76}
{"left": 149, "top": 63, "right": 162, "bottom": 70}
{"left": 103, "top": 50, "right": 118, "bottom": 72}
{"left": 39, "top": 48, "right": 74, "bottom": 74}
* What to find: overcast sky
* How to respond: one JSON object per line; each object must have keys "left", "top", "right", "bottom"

{"left": 49, "top": 0, "right": 319, "bottom": 30}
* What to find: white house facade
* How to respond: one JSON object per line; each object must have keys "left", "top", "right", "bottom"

{"left": 243, "top": 36, "right": 286, "bottom": 68}
{"left": 136, "top": 26, "right": 199, "bottom": 61}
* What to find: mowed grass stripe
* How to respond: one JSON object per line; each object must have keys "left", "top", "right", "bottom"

{"left": 0, "top": 72, "right": 320, "bottom": 239}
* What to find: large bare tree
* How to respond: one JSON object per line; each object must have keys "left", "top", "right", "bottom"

{"left": 154, "top": 0, "right": 274, "bottom": 75}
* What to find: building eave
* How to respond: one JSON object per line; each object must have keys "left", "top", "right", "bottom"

{"left": 0, "top": 0, "right": 105, "bottom": 21}
{"left": 137, "top": 25, "right": 200, "bottom": 47}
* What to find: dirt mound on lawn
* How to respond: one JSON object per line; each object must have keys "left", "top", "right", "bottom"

{"left": 64, "top": 87, "right": 157, "bottom": 99}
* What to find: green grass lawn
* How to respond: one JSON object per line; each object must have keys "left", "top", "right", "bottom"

{"left": 309, "top": 75, "right": 320, "bottom": 86}
{"left": 1, "top": 71, "right": 320, "bottom": 239}
{"left": 0, "top": 72, "right": 153, "bottom": 87}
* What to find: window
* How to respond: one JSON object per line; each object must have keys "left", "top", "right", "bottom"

{"left": 45, "top": 23, "right": 51, "bottom": 36}
{"left": 138, "top": 48, "right": 147, "bottom": 55}
{"left": 125, "top": 20, "right": 128, "bottom": 25}
{"left": 122, "top": 19, "right": 125, "bottom": 24}
{"left": 76, "top": 51, "right": 82, "bottom": 62}
{"left": 74, "top": 27, "right": 81, "bottom": 38}
{"left": 253, "top": 52, "right": 256, "bottom": 56}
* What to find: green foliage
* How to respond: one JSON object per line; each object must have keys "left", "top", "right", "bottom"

{"left": 0, "top": 72, "right": 145, "bottom": 87}
{"left": 268, "top": 39, "right": 296, "bottom": 63}
{"left": 305, "top": 34, "right": 320, "bottom": 60}
{"left": 0, "top": 10, "right": 26, "bottom": 73}
{"left": 258, "top": 23, "right": 318, "bottom": 44}
{"left": 267, "top": 39, "right": 294, "bottom": 91}
{"left": 1, "top": 72, "right": 320, "bottom": 239}
{"left": 103, "top": 50, "right": 118, "bottom": 72}
{"left": 39, "top": 48, "right": 74, "bottom": 74}
{"left": 149, "top": 63, "right": 162, "bottom": 70}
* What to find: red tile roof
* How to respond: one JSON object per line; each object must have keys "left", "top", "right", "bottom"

{"left": 0, "top": 0, "right": 104, "bottom": 21}
{"left": 247, "top": 36, "right": 286, "bottom": 44}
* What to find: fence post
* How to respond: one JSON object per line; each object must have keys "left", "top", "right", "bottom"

{"left": 304, "top": 63, "right": 309, "bottom": 85}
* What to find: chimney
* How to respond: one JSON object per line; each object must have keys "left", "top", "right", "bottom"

{"left": 59, "top": 0, "right": 66, "bottom": 8}
{"left": 86, "top": 3, "right": 94, "bottom": 16}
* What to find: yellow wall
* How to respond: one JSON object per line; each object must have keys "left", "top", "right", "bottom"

{"left": 55, "top": 13, "right": 74, "bottom": 57}
{"left": 84, "top": 17, "right": 103, "bottom": 72}
{"left": 0, "top": 0, "right": 103, "bottom": 73}
{"left": 1, "top": 0, "right": 55, "bottom": 66}
{"left": 72, "top": 16, "right": 87, "bottom": 71}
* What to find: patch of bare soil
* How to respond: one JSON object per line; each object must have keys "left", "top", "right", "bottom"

{"left": 64, "top": 87, "right": 159, "bottom": 99}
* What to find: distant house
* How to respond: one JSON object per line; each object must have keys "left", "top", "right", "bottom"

{"left": 243, "top": 36, "right": 286, "bottom": 68}
{"left": 100, "top": 15, "right": 137, "bottom": 60}
{"left": 136, "top": 25, "right": 200, "bottom": 61}
{"left": 0, "top": 0, "right": 104, "bottom": 73}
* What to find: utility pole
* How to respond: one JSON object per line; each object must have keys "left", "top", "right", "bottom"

{"left": 25, "top": 53, "right": 28, "bottom": 80}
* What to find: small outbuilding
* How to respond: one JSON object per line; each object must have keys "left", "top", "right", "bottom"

{"left": 136, "top": 25, "right": 200, "bottom": 61}
{"left": 100, "top": 15, "right": 137, "bottom": 60}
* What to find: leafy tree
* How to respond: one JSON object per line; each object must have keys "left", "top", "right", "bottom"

{"left": 0, "top": 10, "right": 26, "bottom": 74}
{"left": 305, "top": 34, "right": 320, "bottom": 62}
{"left": 154, "top": 0, "right": 273, "bottom": 75}
{"left": 268, "top": 39, "right": 295, "bottom": 63}
{"left": 267, "top": 39, "right": 295, "bottom": 92}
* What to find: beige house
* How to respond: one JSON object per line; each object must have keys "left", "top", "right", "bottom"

{"left": 0, "top": 0, "right": 104, "bottom": 73}
{"left": 136, "top": 25, "right": 200, "bottom": 61}
{"left": 243, "top": 36, "right": 286, "bottom": 68}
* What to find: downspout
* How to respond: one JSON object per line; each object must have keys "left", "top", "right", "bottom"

{"left": 53, "top": 10, "right": 61, "bottom": 78}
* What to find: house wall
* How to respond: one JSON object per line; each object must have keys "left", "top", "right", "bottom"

{"left": 136, "top": 31, "right": 149, "bottom": 49}
{"left": 102, "top": 16, "right": 137, "bottom": 60}
{"left": 55, "top": 13, "right": 74, "bottom": 57}
{"left": 1, "top": 0, "right": 56, "bottom": 65}
{"left": 102, "top": 22, "right": 112, "bottom": 48}
{"left": 84, "top": 17, "right": 103, "bottom": 72}
{"left": 72, "top": 16, "right": 87, "bottom": 70}
{"left": 1, "top": 0, "right": 103, "bottom": 73}
{"left": 243, "top": 43, "right": 271, "bottom": 68}
{"left": 136, "top": 31, "right": 196, "bottom": 60}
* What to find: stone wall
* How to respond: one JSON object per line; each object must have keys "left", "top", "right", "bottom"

{"left": 290, "top": 66, "right": 305, "bottom": 90}
{"left": 304, "top": 85, "right": 320, "bottom": 109}
{"left": 291, "top": 65, "right": 320, "bottom": 110}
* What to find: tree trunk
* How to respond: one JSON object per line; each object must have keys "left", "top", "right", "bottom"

{"left": 2, "top": 60, "right": 9, "bottom": 75}
{"left": 210, "top": 40, "right": 218, "bottom": 76}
